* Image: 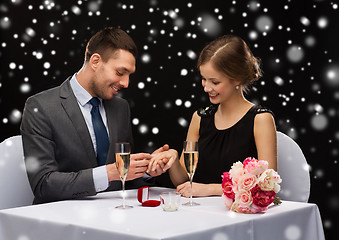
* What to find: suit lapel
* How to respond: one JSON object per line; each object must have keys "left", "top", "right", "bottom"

{"left": 104, "top": 100, "right": 118, "bottom": 163}
{"left": 59, "top": 79, "right": 98, "bottom": 166}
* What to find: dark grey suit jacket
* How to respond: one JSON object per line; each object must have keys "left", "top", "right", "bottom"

{"left": 20, "top": 77, "right": 148, "bottom": 204}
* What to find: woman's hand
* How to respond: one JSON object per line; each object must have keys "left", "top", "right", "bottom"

{"left": 176, "top": 182, "right": 222, "bottom": 197}
{"left": 147, "top": 149, "right": 179, "bottom": 176}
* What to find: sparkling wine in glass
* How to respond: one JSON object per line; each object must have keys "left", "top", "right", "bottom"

{"left": 182, "top": 141, "right": 200, "bottom": 206}
{"left": 115, "top": 142, "right": 133, "bottom": 209}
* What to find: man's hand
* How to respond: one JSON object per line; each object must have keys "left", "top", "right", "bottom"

{"left": 126, "top": 153, "right": 151, "bottom": 180}
{"left": 106, "top": 153, "right": 151, "bottom": 181}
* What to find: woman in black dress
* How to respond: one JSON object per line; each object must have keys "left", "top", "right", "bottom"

{"left": 148, "top": 35, "right": 277, "bottom": 198}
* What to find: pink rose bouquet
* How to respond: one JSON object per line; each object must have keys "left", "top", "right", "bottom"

{"left": 222, "top": 157, "right": 282, "bottom": 213}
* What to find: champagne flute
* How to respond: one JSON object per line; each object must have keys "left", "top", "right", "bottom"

{"left": 182, "top": 141, "right": 200, "bottom": 206}
{"left": 115, "top": 142, "right": 133, "bottom": 209}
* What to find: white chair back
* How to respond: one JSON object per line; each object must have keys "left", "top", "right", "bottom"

{"left": 276, "top": 131, "right": 310, "bottom": 202}
{"left": 0, "top": 135, "right": 34, "bottom": 209}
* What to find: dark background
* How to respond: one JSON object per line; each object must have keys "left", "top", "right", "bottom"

{"left": 0, "top": 0, "right": 338, "bottom": 239}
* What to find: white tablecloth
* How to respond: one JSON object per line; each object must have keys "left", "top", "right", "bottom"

{"left": 0, "top": 187, "right": 325, "bottom": 240}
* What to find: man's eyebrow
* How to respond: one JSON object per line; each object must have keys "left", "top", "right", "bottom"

{"left": 116, "top": 67, "right": 133, "bottom": 73}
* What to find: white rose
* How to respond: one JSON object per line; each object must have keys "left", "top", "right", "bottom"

{"left": 229, "top": 161, "right": 244, "bottom": 179}
{"left": 258, "top": 169, "right": 282, "bottom": 193}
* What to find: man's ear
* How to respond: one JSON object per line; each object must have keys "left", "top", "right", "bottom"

{"left": 89, "top": 53, "right": 101, "bottom": 71}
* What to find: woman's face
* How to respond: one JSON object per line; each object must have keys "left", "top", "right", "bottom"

{"left": 200, "top": 61, "right": 239, "bottom": 104}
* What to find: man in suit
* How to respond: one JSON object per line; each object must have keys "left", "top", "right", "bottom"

{"left": 20, "top": 27, "right": 166, "bottom": 204}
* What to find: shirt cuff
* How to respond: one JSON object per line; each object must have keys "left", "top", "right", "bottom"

{"left": 142, "top": 172, "right": 154, "bottom": 183}
{"left": 92, "top": 166, "right": 109, "bottom": 192}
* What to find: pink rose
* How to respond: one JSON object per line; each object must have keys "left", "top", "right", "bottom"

{"left": 229, "top": 163, "right": 245, "bottom": 193}
{"left": 238, "top": 173, "right": 258, "bottom": 191}
{"left": 222, "top": 172, "right": 235, "bottom": 199}
{"left": 231, "top": 202, "right": 251, "bottom": 213}
{"left": 243, "top": 157, "right": 268, "bottom": 176}
{"left": 235, "top": 189, "right": 253, "bottom": 207}
{"left": 223, "top": 182, "right": 235, "bottom": 200}
{"left": 224, "top": 185, "right": 235, "bottom": 199}
{"left": 222, "top": 172, "right": 231, "bottom": 184}
{"left": 251, "top": 185, "right": 275, "bottom": 207}
{"left": 243, "top": 157, "right": 256, "bottom": 167}
{"left": 231, "top": 171, "right": 244, "bottom": 193}
{"left": 222, "top": 194, "right": 234, "bottom": 209}
{"left": 250, "top": 204, "right": 268, "bottom": 213}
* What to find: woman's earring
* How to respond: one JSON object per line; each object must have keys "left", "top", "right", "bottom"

{"left": 235, "top": 85, "right": 240, "bottom": 90}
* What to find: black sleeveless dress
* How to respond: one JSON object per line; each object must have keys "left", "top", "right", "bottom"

{"left": 194, "top": 104, "right": 273, "bottom": 184}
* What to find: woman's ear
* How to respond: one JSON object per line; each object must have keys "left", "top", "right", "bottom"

{"left": 232, "top": 79, "right": 241, "bottom": 87}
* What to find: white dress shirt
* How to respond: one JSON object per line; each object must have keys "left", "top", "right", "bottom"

{"left": 70, "top": 74, "right": 109, "bottom": 192}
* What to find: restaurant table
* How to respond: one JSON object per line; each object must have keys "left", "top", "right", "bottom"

{"left": 0, "top": 187, "right": 325, "bottom": 240}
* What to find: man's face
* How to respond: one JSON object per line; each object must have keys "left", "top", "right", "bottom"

{"left": 90, "top": 49, "right": 136, "bottom": 100}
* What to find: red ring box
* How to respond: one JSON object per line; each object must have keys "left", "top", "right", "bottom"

{"left": 137, "top": 187, "right": 161, "bottom": 207}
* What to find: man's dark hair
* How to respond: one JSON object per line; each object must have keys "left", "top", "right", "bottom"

{"left": 85, "top": 27, "right": 138, "bottom": 62}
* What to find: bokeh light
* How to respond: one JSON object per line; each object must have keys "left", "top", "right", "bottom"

{"left": 255, "top": 15, "right": 273, "bottom": 32}
{"left": 284, "top": 225, "right": 302, "bottom": 240}
{"left": 286, "top": 45, "right": 304, "bottom": 63}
